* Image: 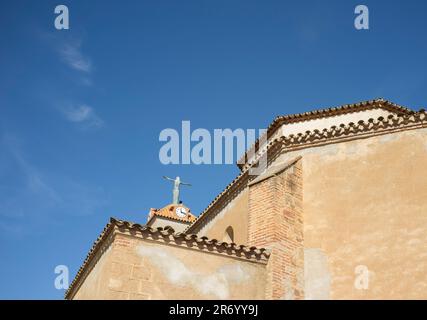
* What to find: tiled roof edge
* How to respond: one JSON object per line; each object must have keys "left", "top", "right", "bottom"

{"left": 112, "top": 218, "right": 269, "bottom": 260}
{"left": 241, "top": 109, "right": 427, "bottom": 171}
{"left": 147, "top": 212, "right": 194, "bottom": 225}
{"left": 65, "top": 217, "right": 270, "bottom": 299}
{"left": 185, "top": 170, "right": 249, "bottom": 234}
{"left": 187, "top": 109, "right": 426, "bottom": 233}
{"left": 237, "top": 98, "right": 415, "bottom": 169}
{"left": 65, "top": 221, "right": 115, "bottom": 300}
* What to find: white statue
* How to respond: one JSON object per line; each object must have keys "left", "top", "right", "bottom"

{"left": 163, "top": 176, "right": 191, "bottom": 204}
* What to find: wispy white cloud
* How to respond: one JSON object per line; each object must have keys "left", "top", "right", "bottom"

{"left": 1, "top": 134, "right": 61, "bottom": 206}
{"left": 37, "top": 32, "right": 103, "bottom": 129}
{"left": 60, "top": 104, "right": 104, "bottom": 129}
{"left": 0, "top": 133, "right": 109, "bottom": 237}
{"left": 59, "top": 40, "right": 91, "bottom": 73}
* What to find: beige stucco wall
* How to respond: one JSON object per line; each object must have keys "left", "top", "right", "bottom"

{"left": 71, "top": 125, "right": 426, "bottom": 300}
{"left": 71, "top": 232, "right": 267, "bottom": 300}
{"left": 198, "top": 188, "right": 249, "bottom": 244}
{"left": 148, "top": 216, "right": 190, "bottom": 233}
{"left": 72, "top": 236, "right": 118, "bottom": 299}
{"left": 274, "top": 128, "right": 427, "bottom": 299}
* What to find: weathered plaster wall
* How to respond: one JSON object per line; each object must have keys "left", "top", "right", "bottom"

{"left": 72, "top": 236, "right": 117, "bottom": 299}
{"left": 72, "top": 233, "right": 267, "bottom": 300}
{"left": 274, "top": 128, "right": 427, "bottom": 299}
{"left": 148, "top": 216, "right": 190, "bottom": 233}
{"left": 198, "top": 189, "right": 249, "bottom": 244}
{"left": 72, "top": 127, "right": 426, "bottom": 300}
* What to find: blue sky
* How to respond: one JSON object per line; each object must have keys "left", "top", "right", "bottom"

{"left": 0, "top": 0, "right": 426, "bottom": 299}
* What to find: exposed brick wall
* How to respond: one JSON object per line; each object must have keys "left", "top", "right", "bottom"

{"left": 248, "top": 159, "right": 304, "bottom": 299}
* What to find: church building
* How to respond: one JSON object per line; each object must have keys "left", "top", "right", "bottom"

{"left": 65, "top": 99, "right": 427, "bottom": 300}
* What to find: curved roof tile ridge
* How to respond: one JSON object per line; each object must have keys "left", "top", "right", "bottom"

{"left": 243, "top": 110, "right": 426, "bottom": 170}
{"left": 65, "top": 220, "right": 115, "bottom": 299}
{"left": 112, "top": 217, "right": 269, "bottom": 259}
{"left": 237, "top": 98, "right": 415, "bottom": 169}
{"left": 65, "top": 217, "right": 270, "bottom": 299}
{"left": 148, "top": 204, "right": 197, "bottom": 224}
{"left": 187, "top": 109, "right": 426, "bottom": 233}
{"left": 112, "top": 217, "right": 271, "bottom": 261}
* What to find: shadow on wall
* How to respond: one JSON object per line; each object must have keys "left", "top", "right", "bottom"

{"left": 223, "top": 226, "right": 234, "bottom": 243}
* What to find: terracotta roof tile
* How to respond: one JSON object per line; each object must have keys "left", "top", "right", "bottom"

{"left": 242, "top": 110, "right": 427, "bottom": 171}
{"left": 65, "top": 217, "right": 270, "bottom": 299}
{"left": 237, "top": 98, "right": 415, "bottom": 169}
{"left": 147, "top": 203, "right": 197, "bottom": 224}
{"left": 186, "top": 109, "right": 426, "bottom": 233}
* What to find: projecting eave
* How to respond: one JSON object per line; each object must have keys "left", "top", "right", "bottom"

{"left": 237, "top": 98, "right": 415, "bottom": 170}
